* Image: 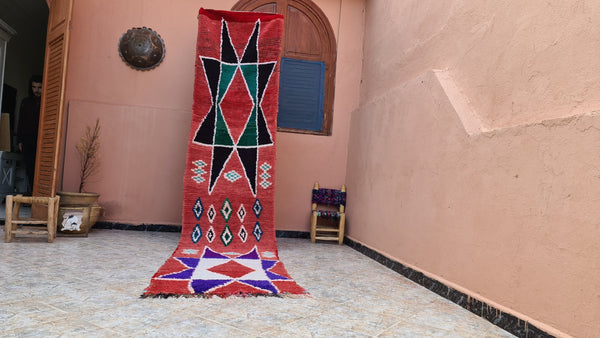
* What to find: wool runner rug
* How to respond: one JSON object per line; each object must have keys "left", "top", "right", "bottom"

{"left": 143, "top": 8, "right": 307, "bottom": 297}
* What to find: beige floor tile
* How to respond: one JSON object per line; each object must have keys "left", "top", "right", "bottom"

{"left": 0, "top": 229, "right": 514, "bottom": 337}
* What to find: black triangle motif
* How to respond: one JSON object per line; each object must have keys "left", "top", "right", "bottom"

{"left": 241, "top": 21, "right": 259, "bottom": 64}
{"left": 237, "top": 148, "right": 258, "bottom": 196}
{"left": 221, "top": 21, "right": 239, "bottom": 64}
{"left": 256, "top": 106, "right": 273, "bottom": 146}
{"left": 194, "top": 105, "right": 216, "bottom": 145}
{"left": 209, "top": 146, "right": 235, "bottom": 193}
{"left": 257, "top": 62, "right": 275, "bottom": 103}
{"left": 202, "top": 57, "right": 221, "bottom": 103}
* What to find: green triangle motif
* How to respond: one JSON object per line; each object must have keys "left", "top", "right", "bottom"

{"left": 240, "top": 64, "right": 258, "bottom": 104}
{"left": 214, "top": 107, "right": 234, "bottom": 146}
{"left": 218, "top": 64, "right": 238, "bottom": 104}
{"left": 237, "top": 106, "right": 258, "bottom": 147}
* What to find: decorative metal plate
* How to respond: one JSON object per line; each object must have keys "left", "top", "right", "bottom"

{"left": 118, "top": 27, "right": 165, "bottom": 71}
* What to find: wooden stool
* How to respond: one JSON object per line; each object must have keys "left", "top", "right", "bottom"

{"left": 4, "top": 195, "right": 60, "bottom": 243}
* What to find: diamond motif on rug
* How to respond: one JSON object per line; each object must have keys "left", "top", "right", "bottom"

{"left": 239, "top": 225, "right": 248, "bottom": 243}
{"left": 259, "top": 162, "right": 272, "bottom": 190}
{"left": 191, "top": 160, "right": 207, "bottom": 183}
{"left": 221, "top": 224, "right": 233, "bottom": 246}
{"left": 224, "top": 170, "right": 242, "bottom": 182}
{"left": 253, "top": 222, "right": 263, "bottom": 242}
{"left": 207, "top": 205, "right": 216, "bottom": 223}
{"left": 237, "top": 204, "right": 246, "bottom": 222}
{"left": 260, "top": 163, "right": 271, "bottom": 172}
{"left": 221, "top": 199, "right": 233, "bottom": 222}
{"left": 193, "top": 197, "right": 204, "bottom": 220}
{"left": 192, "top": 225, "right": 202, "bottom": 243}
{"left": 206, "top": 226, "right": 215, "bottom": 243}
{"left": 253, "top": 199, "right": 262, "bottom": 218}
{"left": 208, "top": 260, "right": 255, "bottom": 279}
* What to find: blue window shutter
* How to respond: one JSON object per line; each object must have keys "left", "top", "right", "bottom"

{"left": 278, "top": 58, "right": 325, "bottom": 131}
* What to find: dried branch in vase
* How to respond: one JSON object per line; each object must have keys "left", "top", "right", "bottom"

{"left": 76, "top": 118, "right": 101, "bottom": 193}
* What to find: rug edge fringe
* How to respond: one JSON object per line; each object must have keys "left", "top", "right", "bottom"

{"left": 140, "top": 291, "right": 311, "bottom": 299}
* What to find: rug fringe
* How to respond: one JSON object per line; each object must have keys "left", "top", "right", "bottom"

{"left": 140, "top": 291, "right": 311, "bottom": 299}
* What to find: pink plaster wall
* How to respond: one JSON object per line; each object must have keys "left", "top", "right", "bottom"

{"left": 62, "top": 0, "right": 362, "bottom": 228}
{"left": 348, "top": 1, "right": 600, "bottom": 337}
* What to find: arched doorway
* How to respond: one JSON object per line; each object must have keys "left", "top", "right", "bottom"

{"left": 232, "top": 0, "right": 337, "bottom": 135}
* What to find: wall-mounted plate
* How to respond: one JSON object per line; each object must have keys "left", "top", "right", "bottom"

{"left": 118, "top": 27, "right": 165, "bottom": 71}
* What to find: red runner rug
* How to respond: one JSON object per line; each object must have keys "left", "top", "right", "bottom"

{"left": 143, "top": 9, "right": 307, "bottom": 297}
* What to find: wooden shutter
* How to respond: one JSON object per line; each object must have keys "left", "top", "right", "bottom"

{"left": 278, "top": 57, "right": 325, "bottom": 131}
{"left": 33, "top": 0, "right": 73, "bottom": 198}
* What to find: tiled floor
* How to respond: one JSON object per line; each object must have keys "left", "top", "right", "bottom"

{"left": 0, "top": 229, "right": 514, "bottom": 337}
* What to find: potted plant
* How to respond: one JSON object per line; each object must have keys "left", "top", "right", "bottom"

{"left": 57, "top": 118, "right": 103, "bottom": 235}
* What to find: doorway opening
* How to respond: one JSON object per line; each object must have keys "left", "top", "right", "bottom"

{"left": 0, "top": 0, "right": 48, "bottom": 199}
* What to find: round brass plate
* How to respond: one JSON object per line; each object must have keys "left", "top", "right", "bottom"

{"left": 118, "top": 27, "right": 165, "bottom": 71}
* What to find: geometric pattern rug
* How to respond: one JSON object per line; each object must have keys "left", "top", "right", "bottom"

{"left": 143, "top": 8, "right": 307, "bottom": 297}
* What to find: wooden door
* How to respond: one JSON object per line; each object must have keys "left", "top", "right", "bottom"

{"left": 33, "top": 0, "right": 73, "bottom": 198}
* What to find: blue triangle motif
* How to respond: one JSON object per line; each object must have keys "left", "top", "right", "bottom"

{"left": 160, "top": 269, "right": 194, "bottom": 280}
{"left": 202, "top": 247, "right": 230, "bottom": 259}
{"left": 191, "top": 279, "right": 231, "bottom": 293}
{"left": 236, "top": 247, "right": 260, "bottom": 260}
{"left": 240, "top": 280, "right": 278, "bottom": 294}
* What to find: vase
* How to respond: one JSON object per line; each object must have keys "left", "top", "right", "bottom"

{"left": 57, "top": 191, "right": 102, "bottom": 235}
{"left": 57, "top": 191, "right": 99, "bottom": 206}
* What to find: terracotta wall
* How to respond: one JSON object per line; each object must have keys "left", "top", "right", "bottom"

{"left": 346, "top": 1, "right": 600, "bottom": 337}
{"left": 63, "top": 0, "right": 363, "bottom": 227}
